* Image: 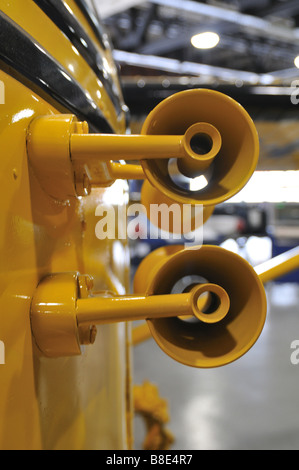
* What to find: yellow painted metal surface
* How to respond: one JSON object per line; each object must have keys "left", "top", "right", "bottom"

{"left": 0, "top": 41, "right": 131, "bottom": 453}
{"left": 140, "top": 88, "right": 260, "bottom": 206}
{"left": 30, "top": 270, "right": 234, "bottom": 358}
{"left": 27, "top": 88, "right": 261, "bottom": 208}
{"left": 62, "top": 0, "right": 124, "bottom": 103}
{"left": 2, "top": 0, "right": 299, "bottom": 452}
{"left": 0, "top": 0, "right": 126, "bottom": 134}
{"left": 132, "top": 322, "right": 152, "bottom": 346}
{"left": 27, "top": 114, "right": 145, "bottom": 195}
{"left": 134, "top": 245, "right": 267, "bottom": 369}
{"left": 134, "top": 381, "right": 174, "bottom": 450}
{"left": 177, "top": 122, "right": 222, "bottom": 177}
{"left": 132, "top": 245, "right": 299, "bottom": 347}
{"left": 141, "top": 180, "right": 214, "bottom": 234}
{"left": 255, "top": 246, "right": 299, "bottom": 284}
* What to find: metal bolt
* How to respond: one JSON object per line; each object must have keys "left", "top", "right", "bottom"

{"left": 84, "top": 275, "right": 94, "bottom": 291}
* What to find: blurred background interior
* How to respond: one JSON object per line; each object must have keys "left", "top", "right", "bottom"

{"left": 92, "top": 0, "right": 299, "bottom": 450}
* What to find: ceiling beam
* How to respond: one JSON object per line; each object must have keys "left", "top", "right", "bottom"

{"left": 149, "top": 0, "right": 299, "bottom": 45}
{"left": 92, "top": 0, "right": 145, "bottom": 19}
{"left": 259, "top": 0, "right": 299, "bottom": 18}
{"left": 113, "top": 49, "right": 273, "bottom": 84}
{"left": 114, "top": 49, "right": 299, "bottom": 85}
{"left": 137, "top": 32, "right": 296, "bottom": 65}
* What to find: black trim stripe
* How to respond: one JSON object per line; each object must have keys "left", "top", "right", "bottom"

{"left": 73, "top": 0, "right": 111, "bottom": 52}
{"left": 0, "top": 10, "right": 114, "bottom": 133}
{"left": 33, "top": 0, "right": 123, "bottom": 117}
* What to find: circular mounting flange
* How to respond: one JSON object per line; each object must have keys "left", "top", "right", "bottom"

{"left": 141, "top": 89, "right": 259, "bottom": 207}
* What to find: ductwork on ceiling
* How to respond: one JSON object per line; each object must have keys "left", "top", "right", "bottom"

{"left": 93, "top": 0, "right": 299, "bottom": 87}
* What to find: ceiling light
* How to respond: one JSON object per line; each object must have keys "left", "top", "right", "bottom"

{"left": 294, "top": 55, "right": 299, "bottom": 68}
{"left": 191, "top": 32, "right": 220, "bottom": 49}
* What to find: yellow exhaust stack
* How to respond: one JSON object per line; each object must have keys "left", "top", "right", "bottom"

{"left": 27, "top": 89, "right": 265, "bottom": 367}
{"left": 141, "top": 180, "right": 214, "bottom": 234}
{"left": 134, "top": 245, "right": 267, "bottom": 368}
{"left": 27, "top": 89, "right": 259, "bottom": 207}
{"left": 31, "top": 246, "right": 267, "bottom": 367}
{"left": 140, "top": 89, "right": 259, "bottom": 207}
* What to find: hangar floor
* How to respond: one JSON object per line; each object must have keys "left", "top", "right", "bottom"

{"left": 133, "top": 282, "right": 299, "bottom": 450}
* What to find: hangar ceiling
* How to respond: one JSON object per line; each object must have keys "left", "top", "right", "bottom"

{"left": 93, "top": 1, "right": 299, "bottom": 109}
{"left": 95, "top": 0, "right": 299, "bottom": 80}
{"left": 91, "top": 0, "right": 299, "bottom": 169}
